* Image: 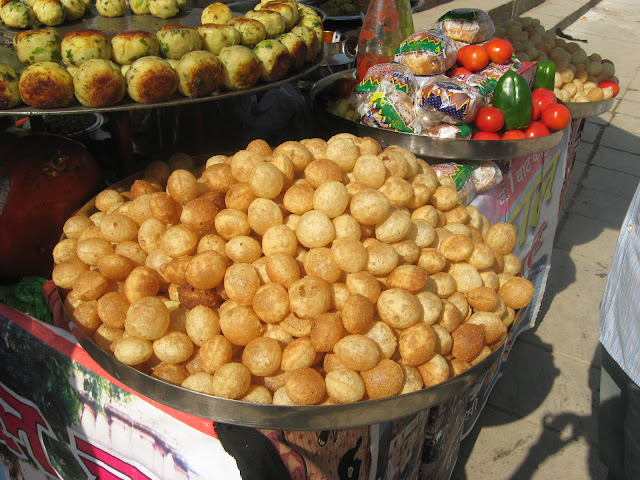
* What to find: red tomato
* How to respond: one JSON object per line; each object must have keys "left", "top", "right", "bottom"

{"left": 502, "top": 130, "right": 527, "bottom": 140}
{"left": 457, "top": 45, "right": 471, "bottom": 65}
{"left": 473, "top": 131, "right": 501, "bottom": 140}
{"left": 524, "top": 121, "right": 550, "bottom": 138}
{"left": 530, "top": 100, "right": 541, "bottom": 121}
{"left": 459, "top": 45, "right": 489, "bottom": 72}
{"left": 598, "top": 79, "right": 619, "bottom": 96}
{"left": 531, "top": 88, "right": 557, "bottom": 114}
{"left": 483, "top": 39, "right": 514, "bottom": 64}
{"left": 450, "top": 67, "right": 473, "bottom": 76}
{"left": 541, "top": 103, "right": 571, "bottom": 131}
{"left": 475, "top": 106, "right": 505, "bottom": 133}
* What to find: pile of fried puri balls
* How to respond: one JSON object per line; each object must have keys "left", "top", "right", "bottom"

{"left": 52, "top": 133, "right": 534, "bottom": 406}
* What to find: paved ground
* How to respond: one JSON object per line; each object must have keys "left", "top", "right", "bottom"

{"left": 415, "top": 0, "right": 640, "bottom": 478}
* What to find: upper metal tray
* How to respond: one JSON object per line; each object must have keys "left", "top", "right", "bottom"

{"left": 0, "top": 6, "right": 324, "bottom": 116}
{"left": 311, "top": 70, "right": 566, "bottom": 161}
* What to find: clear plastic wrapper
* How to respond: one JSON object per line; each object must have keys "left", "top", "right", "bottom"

{"left": 353, "top": 61, "right": 417, "bottom": 98}
{"left": 423, "top": 123, "right": 472, "bottom": 139}
{"left": 432, "top": 8, "right": 495, "bottom": 44}
{"left": 451, "top": 72, "right": 497, "bottom": 101}
{"left": 394, "top": 30, "right": 458, "bottom": 76}
{"left": 413, "top": 77, "right": 485, "bottom": 129}
{"left": 359, "top": 80, "right": 415, "bottom": 133}
{"left": 432, "top": 160, "right": 503, "bottom": 204}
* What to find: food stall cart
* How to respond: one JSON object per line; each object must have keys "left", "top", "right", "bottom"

{"left": 0, "top": 2, "right": 617, "bottom": 479}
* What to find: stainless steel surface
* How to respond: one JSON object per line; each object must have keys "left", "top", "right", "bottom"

{"left": 0, "top": 54, "right": 325, "bottom": 116}
{"left": 311, "top": 70, "right": 566, "bottom": 161}
{"left": 66, "top": 307, "right": 507, "bottom": 430}
{"left": 564, "top": 97, "right": 616, "bottom": 119}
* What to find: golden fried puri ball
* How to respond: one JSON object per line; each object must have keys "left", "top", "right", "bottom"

{"left": 219, "top": 305, "right": 265, "bottom": 345}
{"left": 185, "top": 250, "right": 226, "bottom": 290}
{"left": 218, "top": 45, "right": 262, "bottom": 90}
{"left": 361, "top": 358, "right": 404, "bottom": 399}
{"left": 242, "top": 336, "right": 282, "bottom": 376}
{"left": 295, "top": 209, "right": 335, "bottom": 248}
{"left": 366, "top": 240, "right": 398, "bottom": 276}
{"left": 266, "top": 252, "right": 300, "bottom": 288}
{"left": 182, "top": 371, "right": 216, "bottom": 394}
{"left": 304, "top": 159, "right": 343, "bottom": 188}
{"left": 485, "top": 222, "right": 517, "bottom": 256}
{"left": 153, "top": 331, "right": 194, "bottom": 364}
{"left": 124, "top": 296, "right": 170, "bottom": 340}
{"left": 498, "top": 276, "right": 534, "bottom": 309}
{"left": 224, "top": 263, "right": 260, "bottom": 305}
{"left": 376, "top": 288, "right": 422, "bottom": 329}
{"left": 333, "top": 334, "right": 379, "bottom": 371}
{"left": 288, "top": 276, "right": 330, "bottom": 318}
{"left": 466, "top": 311, "right": 507, "bottom": 345}
{"left": 331, "top": 237, "right": 367, "bottom": 273}
{"left": 451, "top": 323, "right": 485, "bottom": 362}
{"left": 325, "top": 368, "right": 365, "bottom": 404}
{"left": 247, "top": 198, "right": 283, "bottom": 235}
{"left": 285, "top": 367, "right": 325, "bottom": 405}
{"left": 350, "top": 188, "right": 391, "bottom": 225}
{"left": 199, "top": 334, "right": 232, "bottom": 373}
{"left": 212, "top": 362, "right": 251, "bottom": 399}
{"left": 97, "top": 291, "right": 129, "bottom": 328}
{"left": 261, "top": 224, "right": 297, "bottom": 256}
{"left": 126, "top": 56, "right": 177, "bottom": 104}
{"left": 280, "top": 337, "right": 316, "bottom": 370}
{"left": 386, "top": 264, "right": 428, "bottom": 293}
{"left": 152, "top": 363, "right": 189, "bottom": 386}
{"left": 252, "top": 282, "right": 290, "bottom": 323}
{"left": 310, "top": 312, "right": 344, "bottom": 352}
{"left": 466, "top": 286, "right": 499, "bottom": 312}
{"left": 13, "top": 29, "right": 61, "bottom": 65}
{"left": 19, "top": 61, "right": 74, "bottom": 108}
{"left": 417, "top": 354, "right": 450, "bottom": 387}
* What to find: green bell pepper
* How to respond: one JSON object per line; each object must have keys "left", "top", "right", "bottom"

{"left": 492, "top": 70, "right": 533, "bottom": 130}
{"left": 534, "top": 60, "right": 556, "bottom": 91}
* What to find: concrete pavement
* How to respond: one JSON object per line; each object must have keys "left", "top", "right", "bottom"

{"left": 412, "top": 0, "right": 640, "bottom": 478}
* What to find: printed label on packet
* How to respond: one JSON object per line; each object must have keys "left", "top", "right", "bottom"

{"left": 367, "top": 92, "right": 414, "bottom": 133}
{"left": 395, "top": 31, "right": 446, "bottom": 54}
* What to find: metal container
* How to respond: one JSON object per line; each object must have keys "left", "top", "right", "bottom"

{"left": 310, "top": 70, "right": 566, "bottom": 161}
{"left": 564, "top": 97, "right": 616, "bottom": 119}
{"left": 60, "top": 172, "right": 514, "bottom": 432}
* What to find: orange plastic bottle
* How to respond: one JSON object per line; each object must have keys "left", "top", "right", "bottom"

{"left": 356, "top": 0, "right": 401, "bottom": 81}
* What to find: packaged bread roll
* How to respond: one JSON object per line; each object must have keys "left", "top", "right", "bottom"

{"left": 433, "top": 8, "right": 495, "bottom": 44}
{"left": 394, "top": 30, "right": 458, "bottom": 76}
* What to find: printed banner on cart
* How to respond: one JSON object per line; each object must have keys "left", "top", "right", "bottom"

{"left": 0, "top": 129, "right": 570, "bottom": 480}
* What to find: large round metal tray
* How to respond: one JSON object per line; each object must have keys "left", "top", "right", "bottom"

{"left": 311, "top": 69, "right": 566, "bottom": 161}
{"left": 60, "top": 171, "right": 512, "bottom": 431}
{"left": 564, "top": 97, "right": 616, "bottom": 119}
{"left": 0, "top": 6, "right": 324, "bottom": 116}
